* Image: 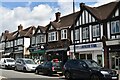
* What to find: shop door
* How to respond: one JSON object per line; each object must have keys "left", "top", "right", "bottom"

{"left": 115, "top": 57, "right": 120, "bottom": 70}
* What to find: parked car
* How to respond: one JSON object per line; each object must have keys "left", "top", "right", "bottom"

{"left": 35, "top": 61, "right": 63, "bottom": 76}
{"left": 63, "top": 59, "right": 119, "bottom": 80}
{"left": 0, "top": 58, "right": 15, "bottom": 69}
{"left": 14, "top": 58, "right": 38, "bottom": 72}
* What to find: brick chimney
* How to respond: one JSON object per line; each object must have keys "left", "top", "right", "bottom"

{"left": 5, "top": 30, "right": 9, "bottom": 34}
{"left": 80, "top": 3, "right": 85, "bottom": 10}
{"left": 55, "top": 12, "right": 61, "bottom": 22}
{"left": 18, "top": 24, "right": 23, "bottom": 31}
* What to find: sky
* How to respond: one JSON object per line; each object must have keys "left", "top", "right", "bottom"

{"left": 0, "top": 0, "right": 117, "bottom": 34}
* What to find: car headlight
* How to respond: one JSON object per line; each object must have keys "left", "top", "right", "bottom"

{"left": 101, "top": 71, "right": 109, "bottom": 75}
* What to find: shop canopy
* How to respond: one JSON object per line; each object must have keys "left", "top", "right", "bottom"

{"left": 31, "top": 50, "right": 45, "bottom": 54}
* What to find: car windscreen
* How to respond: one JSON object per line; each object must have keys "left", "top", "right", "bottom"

{"left": 24, "top": 59, "right": 35, "bottom": 64}
{"left": 6, "top": 59, "right": 14, "bottom": 62}
{"left": 85, "top": 60, "right": 101, "bottom": 68}
{"left": 52, "top": 62, "right": 61, "bottom": 67}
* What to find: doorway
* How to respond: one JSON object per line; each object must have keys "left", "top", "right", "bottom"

{"left": 111, "top": 57, "right": 120, "bottom": 70}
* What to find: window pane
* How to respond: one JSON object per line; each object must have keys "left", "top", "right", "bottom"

{"left": 87, "top": 54, "right": 92, "bottom": 60}
{"left": 80, "top": 54, "right": 86, "bottom": 59}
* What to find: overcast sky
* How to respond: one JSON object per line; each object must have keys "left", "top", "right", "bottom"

{"left": 0, "top": 0, "right": 117, "bottom": 34}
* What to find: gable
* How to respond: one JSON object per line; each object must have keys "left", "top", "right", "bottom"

{"left": 112, "top": 8, "right": 119, "bottom": 18}
{"left": 49, "top": 25, "right": 54, "bottom": 30}
{"left": 76, "top": 10, "right": 97, "bottom": 26}
{"left": 37, "top": 29, "right": 41, "bottom": 33}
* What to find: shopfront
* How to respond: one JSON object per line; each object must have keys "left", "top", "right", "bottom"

{"left": 106, "top": 40, "right": 120, "bottom": 70}
{"left": 46, "top": 48, "right": 68, "bottom": 65}
{"left": 29, "top": 47, "right": 45, "bottom": 63}
{"left": 108, "top": 46, "right": 120, "bottom": 70}
{"left": 70, "top": 42, "right": 104, "bottom": 67}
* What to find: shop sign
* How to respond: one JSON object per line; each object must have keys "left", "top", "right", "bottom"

{"left": 70, "top": 42, "right": 102, "bottom": 50}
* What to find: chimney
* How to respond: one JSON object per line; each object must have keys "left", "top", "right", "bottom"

{"left": 80, "top": 3, "right": 85, "bottom": 10}
{"left": 18, "top": 24, "right": 23, "bottom": 31}
{"left": 5, "top": 30, "right": 9, "bottom": 34}
{"left": 55, "top": 12, "right": 61, "bottom": 22}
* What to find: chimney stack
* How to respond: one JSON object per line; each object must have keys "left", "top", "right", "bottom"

{"left": 55, "top": 12, "right": 61, "bottom": 22}
{"left": 5, "top": 30, "right": 9, "bottom": 34}
{"left": 18, "top": 24, "right": 23, "bottom": 31}
{"left": 80, "top": 3, "right": 85, "bottom": 10}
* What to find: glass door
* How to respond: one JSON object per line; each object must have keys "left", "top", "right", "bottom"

{"left": 114, "top": 57, "right": 120, "bottom": 70}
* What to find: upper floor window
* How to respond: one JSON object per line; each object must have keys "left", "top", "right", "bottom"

{"left": 10, "top": 41, "right": 13, "bottom": 47}
{"left": 36, "top": 35, "right": 45, "bottom": 43}
{"left": 111, "top": 21, "right": 120, "bottom": 34}
{"left": 93, "top": 25, "right": 100, "bottom": 37}
{"left": 32, "top": 36, "right": 35, "bottom": 44}
{"left": 48, "top": 32, "right": 58, "bottom": 42}
{"left": 6, "top": 42, "right": 10, "bottom": 47}
{"left": 75, "top": 29, "right": 80, "bottom": 40}
{"left": 82, "top": 27, "right": 89, "bottom": 39}
{"left": 14, "top": 40, "right": 17, "bottom": 46}
{"left": 61, "top": 29, "right": 67, "bottom": 39}
{"left": 17, "top": 38, "right": 23, "bottom": 45}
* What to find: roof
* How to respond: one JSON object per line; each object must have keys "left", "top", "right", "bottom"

{"left": 82, "top": 1, "right": 119, "bottom": 20}
{"left": 1, "top": 26, "right": 36, "bottom": 41}
{"left": 35, "top": 26, "right": 46, "bottom": 34}
{"left": 47, "top": 11, "right": 81, "bottom": 30}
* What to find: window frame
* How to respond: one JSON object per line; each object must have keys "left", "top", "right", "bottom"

{"left": 92, "top": 25, "right": 100, "bottom": 37}
{"left": 82, "top": 27, "right": 89, "bottom": 39}
{"left": 61, "top": 29, "right": 67, "bottom": 39}
{"left": 75, "top": 29, "right": 80, "bottom": 40}
{"left": 111, "top": 20, "right": 120, "bottom": 34}
{"left": 48, "top": 31, "right": 58, "bottom": 42}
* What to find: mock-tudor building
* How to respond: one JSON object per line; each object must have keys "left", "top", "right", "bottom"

{"left": 45, "top": 12, "right": 80, "bottom": 64}
{"left": 0, "top": 30, "right": 17, "bottom": 58}
{"left": 0, "top": 24, "right": 36, "bottom": 59}
{"left": 30, "top": 26, "right": 46, "bottom": 61}
{"left": 70, "top": 1, "right": 120, "bottom": 69}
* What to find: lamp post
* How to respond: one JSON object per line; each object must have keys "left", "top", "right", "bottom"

{"left": 73, "top": 0, "right": 76, "bottom": 59}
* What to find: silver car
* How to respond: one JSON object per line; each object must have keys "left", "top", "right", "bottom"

{"left": 14, "top": 58, "right": 38, "bottom": 72}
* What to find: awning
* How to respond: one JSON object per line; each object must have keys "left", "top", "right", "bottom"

{"left": 31, "top": 50, "right": 45, "bottom": 54}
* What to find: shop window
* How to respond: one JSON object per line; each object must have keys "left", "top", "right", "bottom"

{"left": 87, "top": 54, "right": 92, "bottom": 60}
{"left": 80, "top": 54, "right": 86, "bottom": 59}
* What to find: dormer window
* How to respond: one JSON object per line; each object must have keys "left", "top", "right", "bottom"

{"left": 111, "top": 20, "right": 120, "bottom": 34}
{"left": 36, "top": 35, "right": 45, "bottom": 43}
{"left": 61, "top": 29, "right": 67, "bottom": 39}
{"left": 48, "top": 32, "right": 58, "bottom": 42}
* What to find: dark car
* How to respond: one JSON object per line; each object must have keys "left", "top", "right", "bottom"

{"left": 63, "top": 59, "right": 119, "bottom": 80}
{"left": 35, "top": 61, "right": 63, "bottom": 76}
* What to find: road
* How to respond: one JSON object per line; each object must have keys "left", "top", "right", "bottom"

{"left": 0, "top": 69, "right": 65, "bottom": 80}
{"left": 0, "top": 69, "right": 119, "bottom": 80}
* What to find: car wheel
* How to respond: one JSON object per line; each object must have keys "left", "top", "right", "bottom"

{"left": 23, "top": 67, "right": 27, "bottom": 72}
{"left": 35, "top": 69, "right": 39, "bottom": 74}
{"left": 64, "top": 71, "right": 72, "bottom": 80}
{"left": 90, "top": 74, "right": 100, "bottom": 80}
{"left": 14, "top": 67, "right": 17, "bottom": 71}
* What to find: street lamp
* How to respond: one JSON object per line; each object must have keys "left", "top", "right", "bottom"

{"left": 73, "top": 0, "right": 76, "bottom": 59}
